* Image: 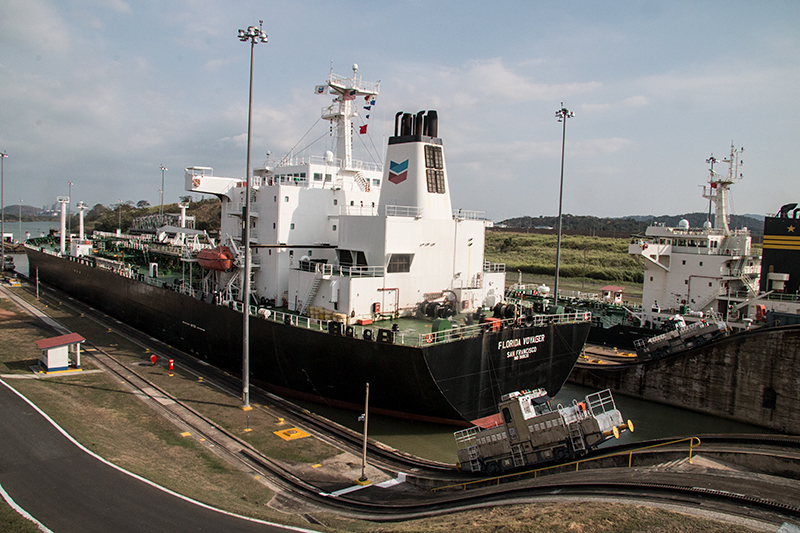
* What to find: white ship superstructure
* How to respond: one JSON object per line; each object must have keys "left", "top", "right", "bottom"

{"left": 288, "top": 110, "right": 505, "bottom": 320}
{"left": 184, "top": 67, "right": 504, "bottom": 321}
{"left": 629, "top": 144, "right": 761, "bottom": 327}
{"left": 185, "top": 65, "right": 383, "bottom": 305}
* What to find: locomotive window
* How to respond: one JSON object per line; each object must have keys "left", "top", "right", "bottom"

{"left": 502, "top": 408, "right": 512, "bottom": 425}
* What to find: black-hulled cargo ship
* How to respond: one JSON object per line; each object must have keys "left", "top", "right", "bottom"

{"left": 26, "top": 66, "right": 590, "bottom": 424}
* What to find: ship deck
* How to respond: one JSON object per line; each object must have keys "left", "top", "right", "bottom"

{"left": 27, "top": 239, "right": 590, "bottom": 349}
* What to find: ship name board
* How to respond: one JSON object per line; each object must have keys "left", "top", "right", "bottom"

{"left": 499, "top": 334, "right": 546, "bottom": 361}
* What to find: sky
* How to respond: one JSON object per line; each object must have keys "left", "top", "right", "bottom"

{"left": 1, "top": 0, "right": 799, "bottom": 221}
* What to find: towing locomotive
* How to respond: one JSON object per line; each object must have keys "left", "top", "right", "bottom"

{"left": 455, "top": 388, "right": 633, "bottom": 474}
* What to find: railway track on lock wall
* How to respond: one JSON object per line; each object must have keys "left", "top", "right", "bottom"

{"left": 7, "top": 277, "right": 800, "bottom": 527}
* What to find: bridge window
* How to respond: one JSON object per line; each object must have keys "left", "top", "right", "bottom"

{"left": 337, "top": 250, "right": 367, "bottom": 267}
{"left": 387, "top": 253, "right": 413, "bottom": 273}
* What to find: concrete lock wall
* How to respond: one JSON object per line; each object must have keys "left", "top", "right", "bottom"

{"left": 570, "top": 325, "right": 800, "bottom": 434}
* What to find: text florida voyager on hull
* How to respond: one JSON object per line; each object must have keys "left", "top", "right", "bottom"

{"left": 25, "top": 66, "right": 591, "bottom": 424}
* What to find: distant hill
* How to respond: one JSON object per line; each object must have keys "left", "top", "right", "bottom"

{"left": 499, "top": 212, "right": 765, "bottom": 239}
{"left": 0, "top": 204, "right": 45, "bottom": 218}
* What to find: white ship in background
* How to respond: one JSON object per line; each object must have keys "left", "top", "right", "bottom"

{"left": 630, "top": 143, "right": 799, "bottom": 331}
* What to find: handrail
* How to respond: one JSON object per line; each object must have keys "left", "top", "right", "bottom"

{"left": 420, "top": 312, "right": 591, "bottom": 346}
{"left": 431, "top": 436, "right": 702, "bottom": 492}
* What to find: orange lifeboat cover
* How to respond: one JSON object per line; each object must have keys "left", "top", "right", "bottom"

{"left": 197, "top": 246, "right": 235, "bottom": 271}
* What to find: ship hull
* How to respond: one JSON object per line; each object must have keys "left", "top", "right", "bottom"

{"left": 26, "top": 247, "right": 589, "bottom": 423}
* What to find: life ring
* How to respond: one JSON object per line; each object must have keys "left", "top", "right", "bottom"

{"left": 426, "top": 334, "right": 433, "bottom": 343}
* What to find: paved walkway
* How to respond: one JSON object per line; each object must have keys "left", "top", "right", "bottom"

{"left": 0, "top": 378, "right": 319, "bottom": 533}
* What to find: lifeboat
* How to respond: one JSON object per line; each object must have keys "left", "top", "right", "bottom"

{"left": 197, "top": 246, "right": 235, "bottom": 271}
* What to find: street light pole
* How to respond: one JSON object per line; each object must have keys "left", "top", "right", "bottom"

{"left": 238, "top": 21, "right": 267, "bottom": 410}
{"left": 159, "top": 165, "right": 167, "bottom": 216}
{"left": 18, "top": 199, "right": 22, "bottom": 244}
{"left": 0, "top": 152, "right": 7, "bottom": 273}
{"left": 554, "top": 103, "right": 574, "bottom": 305}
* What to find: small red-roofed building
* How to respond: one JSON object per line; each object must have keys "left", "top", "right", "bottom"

{"left": 35, "top": 333, "right": 85, "bottom": 373}
{"left": 600, "top": 285, "right": 625, "bottom": 304}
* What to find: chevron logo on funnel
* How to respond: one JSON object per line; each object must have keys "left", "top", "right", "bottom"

{"left": 388, "top": 159, "right": 408, "bottom": 184}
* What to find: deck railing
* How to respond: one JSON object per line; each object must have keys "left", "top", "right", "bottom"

{"left": 222, "top": 301, "right": 591, "bottom": 348}
{"left": 26, "top": 241, "right": 589, "bottom": 349}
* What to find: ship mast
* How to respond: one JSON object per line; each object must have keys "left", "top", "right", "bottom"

{"left": 322, "top": 64, "right": 379, "bottom": 170}
{"left": 703, "top": 142, "right": 743, "bottom": 236}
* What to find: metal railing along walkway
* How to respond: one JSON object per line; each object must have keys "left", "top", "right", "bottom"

{"left": 432, "top": 436, "right": 702, "bottom": 492}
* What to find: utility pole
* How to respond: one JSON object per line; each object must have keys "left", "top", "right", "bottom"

{"left": 554, "top": 104, "right": 574, "bottom": 305}
{"left": 237, "top": 21, "right": 268, "bottom": 410}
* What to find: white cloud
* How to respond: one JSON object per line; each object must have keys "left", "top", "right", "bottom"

{"left": 0, "top": 0, "right": 72, "bottom": 54}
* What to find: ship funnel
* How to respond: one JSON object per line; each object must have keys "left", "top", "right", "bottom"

{"left": 379, "top": 110, "right": 451, "bottom": 220}
{"left": 394, "top": 110, "right": 438, "bottom": 138}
